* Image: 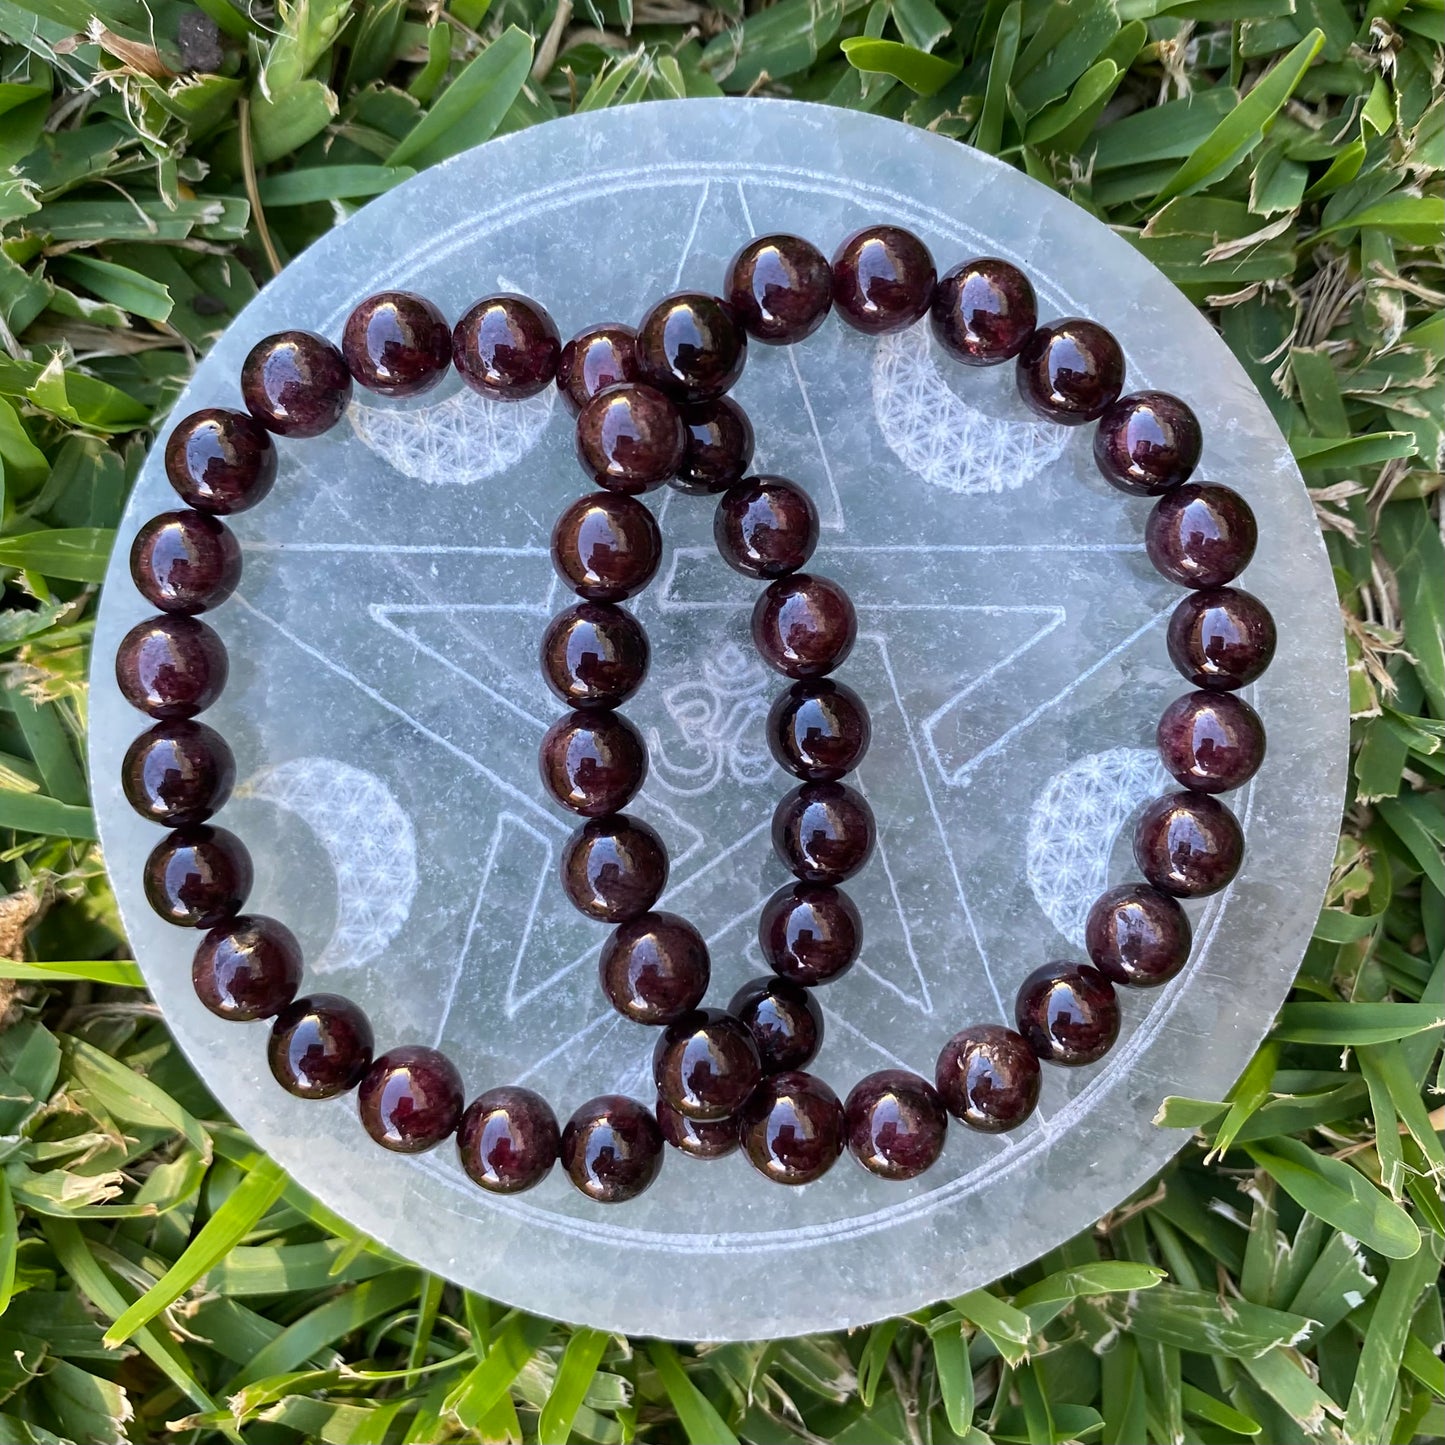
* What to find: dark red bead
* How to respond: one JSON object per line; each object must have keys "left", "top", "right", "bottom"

{"left": 143, "top": 824, "right": 252, "bottom": 928}
{"left": 1016, "top": 319, "right": 1125, "bottom": 425}
{"left": 729, "top": 976, "right": 823, "bottom": 1073}
{"left": 122, "top": 719, "right": 235, "bottom": 826}
{"left": 1015, "top": 963, "right": 1120, "bottom": 1066}
{"left": 551, "top": 492, "right": 662, "bottom": 602}
{"left": 1167, "top": 587, "right": 1277, "bottom": 690}
{"left": 576, "top": 384, "right": 685, "bottom": 493}
{"left": 359, "top": 1045, "right": 465, "bottom": 1153}
{"left": 930, "top": 258, "right": 1037, "bottom": 365}
{"left": 773, "top": 781, "right": 875, "bottom": 885}
{"left": 751, "top": 574, "right": 857, "bottom": 679}
{"left": 739, "top": 1070, "right": 845, "bottom": 1185}
{"left": 560, "top": 814, "right": 668, "bottom": 923}
{"left": 759, "top": 882, "right": 861, "bottom": 985}
{"left": 1157, "top": 690, "right": 1266, "bottom": 793}
{"left": 1147, "top": 484, "right": 1258, "bottom": 589}
{"left": 845, "top": 1069, "right": 947, "bottom": 1180}
{"left": 636, "top": 292, "right": 746, "bottom": 403}
{"left": 541, "top": 602, "right": 648, "bottom": 710}
{"left": 268, "top": 993, "right": 374, "bottom": 1100}
{"left": 1134, "top": 790, "right": 1244, "bottom": 898}
{"left": 241, "top": 330, "right": 352, "bottom": 437}
{"left": 715, "top": 476, "right": 818, "bottom": 579}
{"left": 656, "top": 1096, "right": 738, "bottom": 1159}
{"left": 453, "top": 294, "right": 560, "bottom": 400}
{"left": 768, "top": 679, "right": 869, "bottom": 782}
{"left": 725, "top": 234, "right": 833, "bottom": 345}
{"left": 934, "top": 1025, "right": 1041, "bottom": 1132}
{"left": 653, "top": 1009, "right": 761, "bottom": 1121}
{"left": 1084, "top": 883, "right": 1191, "bottom": 988}
{"left": 599, "top": 911, "right": 710, "bottom": 1025}
{"left": 130, "top": 510, "right": 241, "bottom": 614}
{"left": 192, "top": 914, "right": 303, "bottom": 1021}
{"left": 458, "top": 1086, "right": 560, "bottom": 1193}
{"left": 557, "top": 323, "right": 639, "bottom": 415}
{"left": 342, "top": 290, "right": 451, "bottom": 397}
{"left": 831, "top": 225, "right": 936, "bottom": 335}
{"left": 539, "top": 709, "right": 647, "bottom": 817}
{"left": 1094, "top": 391, "right": 1201, "bottom": 496}
{"left": 116, "top": 615, "right": 228, "bottom": 720}
{"left": 560, "top": 1094, "right": 664, "bottom": 1203}
{"left": 674, "top": 397, "right": 755, "bottom": 494}
{"left": 164, "top": 408, "right": 277, "bottom": 514}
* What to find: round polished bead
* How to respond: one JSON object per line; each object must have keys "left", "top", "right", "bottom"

{"left": 122, "top": 719, "right": 235, "bottom": 826}
{"left": 752, "top": 574, "right": 857, "bottom": 679}
{"left": 539, "top": 709, "right": 647, "bottom": 817}
{"left": 599, "top": 911, "right": 710, "bottom": 1025}
{"left": 831, "top": 225, "right": 936, "bottom": 335}
{"left": 551, "top": 492, "right": 662, "bottom": 602}
{"left": 1016, "top": 963, "right": 1120, "bottom": 1066}
{"left": 759, "top": 882, "right": 861, "bottom": 985}
{"left": 143, "top": 824, "right": 252, "bottom": 928}
{"left": 1084, "top": 883, "right": 1192, "bottom": 988}
{"left": 674, "top": 397, "right": 755, "bottom": 494}
{"left": 458, "top": 1086, "right": 560, "bottom": 1194}
{"left": 725, "top": 234, "right": 833, "bottom": 345}
{"left": 1134, "top": 790, "right": 1244, "bottom": 898}
{"left": 845, "top": 1069, "right": 947, "bottom": 1180}
{"left": 164, "top": 408, "right": 277, "bottom": 514}
{"left": 1147, "top": 484, "right": 1258, "bottom": 589}
{"left": 560, "top": 814, "right": 668, "bottom": 923}
{"left": 656, "top": 1096, "right": 739, "bottom": 1159}
{"left": 341, "top": 290, "right": 451, "bottom": 397}
{"left": 1157, "top": 690, "right": 1266, "bottom": 793}
{"left": 268, "top": 993, "right": 374, "bottom": 1100}
{"left": 359, "top": 1046, "right": 465, "bottom": 1153}
{"left": 934, "top": 1025, "right": 1041, "bottom": 1132}
{"left": 560, "top": 1094, "right": 664, "bottom": 1203}
{"left": 541, "top": 602, "right": 649, "bottom": 710}
{"left": 715, "top": 476, "right": 818, "bottom": 579}
{"left": 115, "top": 616, "right": 228, "bottom": 720}
{"left": 930, "top": 258, "right": 1037, "bottom": 365}
{"left": 130, "top": 510, "right": 241, "bottom": 614}
{"left": 1016, "top": 319, "right": 1125, "bottom": 424}
{"left": 653, "top": 1009, "right": 762, "bottom": 1121}
{"left": 729, "top": 976, "right": 823, "bottom": 1073}
{"left": 636, "top": 292, "right": 746, "bottom": 403}
{"left": 768, "top": 679, "right": 869, "bottom": 782}
{"left": 576, "top": 383, "right": 686, "bottom": 493}
{"left": 772, "top": 781, "right": 875, "bottom": 885}
{"left": 241, "top": 330, "right": 352, "bottom": 437}
{"left": 192, "top": 914, "right": 302, "bottom": 1021}
{"left": 1094, "top": 391, "right": 1201, "bottom": 495}
{"left": 453, "top": 294, "right": 560, "bottom": 400}
{"left": 739, "top": 1070, "right": 845, "bottom": 1185}
{"left": 557, "top": 323, "right": 639, "bottom": 415}
{"left": 1167, "top": 587, "right": 1277, "bottom": 690}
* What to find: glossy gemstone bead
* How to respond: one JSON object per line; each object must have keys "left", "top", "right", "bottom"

{"left": 725, "top": 234, "right": 833, "bottom": 345}
{"left": 341, "top": 290, "right": 452, "bottom": 397}
{"left": 656, "top": 1096, "right": 738, "bottom": 1159}
{"left": 1015, "top": 963, "right": 1120, "bottom": 1066}
{"left": 1167, "top": 587, "right": 1277, "bottom": 690}
{"left": 164, "top": 408, "right": 277, "bottom": 514}
{"left": 759, "top": 882, "right": 862, "bottom": 985}
{"left": 1147, "top": 484, "right": 1258, "bottom": 589}
{"left": 636, "top": 292, "right": 746, "bottom": 403}
{"left": 845, "top": 1069, "right": 947, "bottom": 1180}
{"left": 768, "top": 679, "right": 870, "bottom": 782}
{"left": 539, "top": 709, "right": 647, "bottom": 817}
{"left": 458, "top": 1086, "right": 560, "bottom": 1193}
{"left": 599, "top": 911, "right": 710, "bottom": 1025}
{"left": 1157, "top": 690, "right": 1266, "bottom": 793}
{"left": 551, "top": 492, "right": 662, "bottom": 602}
{"left": 560, "top": 813, "right": 668, "bottom": 923}
{"left": 541, "top": 601, "right": 648, "bottom": 710}
{"left": 1134, "top": 790, "right": 1244, "bottom": 898}
{"left": 268, "top": 993, "right": 374, "bottom": 1100}
{"left": 115, "top": 616, "right": 228, "bottom": 719}
{"left": 241, "top": 330, "right": 352, "bottom": 437}
{"left": 359, "top": 1045, "right": 465, "bottom": 1153}
{"left": 729, "top": 976, "right": 823, "bottom": 1073}
{"left": 934, "top": 1024, "right": 1041, "bottom": 1132}
{"left": 143, "top": 824, "right": 252, "bottom": 928}
{"left": 576, "top": 384, "right": 686, "bottom": 493}
{"left": 674, "top": 397, "right": 755, "bottom": 494}
{"left": 557, "top": 323, "right": 639, "bottom": 414}
{"left": 1016, "top": 319, "right": 1125, "bottom": 424}
{"left": 930, "top": 258, "right": 1037, "bottom": 365}
{"left": 122, "top": 719, "right": 235, "bottom": 826}
{"left": 1094, "top": 391, "right": 1202, "bottom": 495}
{"left": 831, "top": 225, "right": 936, "bottom": 335}
{"left": 192, "top": 914, "right": 303, "bottom": 1021}
{"left": 453, "top": 294, "right": 560, "bottom": 400}
{"left": 653, "top": 1009, "right": 762, "bottom": 1121}
{"left": 772, "top": 781, "right": 875, "bottom": 885}
{"left": 752, "top": 574, "right": 857, "bottom": 679}
{"left": 1084, "top": 883, "right": 1191, "bottom": 988}
{"left": 739, "top": 1070, "right": 845, "bottom": 1185}
{"left": 130, "top": 510, "right": 241, "bottom": 614}
{"left": 560, "top": 1094, "right": 664, "bottom": 1203}
{"left": 714, "top": 475, "right": 818, "bottom": 579}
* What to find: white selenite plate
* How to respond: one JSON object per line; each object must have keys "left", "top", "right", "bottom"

{"left": 90, "top": 99, "right": 1347, "bottom": 1341}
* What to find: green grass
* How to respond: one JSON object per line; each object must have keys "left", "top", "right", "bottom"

{"left": 0, "top": 0, "right": 1442, "bottom": 1439}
